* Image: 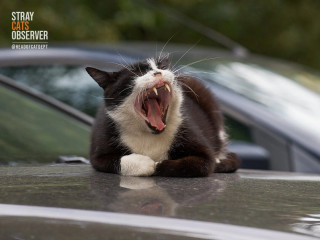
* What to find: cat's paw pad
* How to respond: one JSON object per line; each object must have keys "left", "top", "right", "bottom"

{"left": 120, "top": 154, "right": 156, "bottom": 177}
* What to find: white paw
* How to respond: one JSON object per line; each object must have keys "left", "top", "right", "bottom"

{"left": 120, "top": 154, "right": 156, "bottom": 177}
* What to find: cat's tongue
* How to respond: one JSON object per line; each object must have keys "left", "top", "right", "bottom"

{"left": 144, "top": 99, "right": 165, "bottom": 131}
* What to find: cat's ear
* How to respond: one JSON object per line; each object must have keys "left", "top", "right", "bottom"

{"left": 86, "top": 67, "right": 114, "bottom": 89}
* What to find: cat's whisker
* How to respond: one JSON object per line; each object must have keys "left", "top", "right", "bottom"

{"left": 172, "top": 57, "right": 221, "bottom": 74}
{"left": 88, "top": 95, "right": 128, "bottom": 102}
{"left": 184, "top": 70, "right": 215, "bottom": 74}
{"left": 137, "top": 86, "right": 148, "bottom": 104}
{"left": 182, "top": 70, "right": 219, "bottom": 78}
{"left": 138, "top": 91, "right": 143, "bottom": 104}
{"left": 119, "top": 85, "right": 134, "bottom": 95}
{"left": 144, "top": 86, "right": 149, "bottom": 102}
{"left": 179, "top": 81, "right": 199, "bottom": 101}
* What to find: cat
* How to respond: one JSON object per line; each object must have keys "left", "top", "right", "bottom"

{"left": 86, "top": 56, "right": 240, "bottom": 177}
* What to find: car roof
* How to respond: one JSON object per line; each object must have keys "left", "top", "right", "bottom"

{"left": 0, "top": 42, "right": 303, "bottom": 67}
{"left": 0, "top": 164, "right": 319, "bottom": 239}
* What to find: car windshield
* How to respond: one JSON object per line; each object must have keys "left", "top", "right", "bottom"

{"left": 185, "top": 60, "right": 320, "bottom": 136}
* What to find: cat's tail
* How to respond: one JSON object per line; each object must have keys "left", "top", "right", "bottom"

{"left": 214, "top": 152, "right": 241, "bottom": 173}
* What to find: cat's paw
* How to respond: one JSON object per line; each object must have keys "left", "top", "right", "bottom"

{"left": 214, "top": 152, "right": 241, "bottom": 173}
{"left": 120, "top": 154, "right": 156, "bottom": 177}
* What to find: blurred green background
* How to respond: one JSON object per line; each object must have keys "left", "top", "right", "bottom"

{"left": 1, "top": 0, "right": 320, "bottom": 69}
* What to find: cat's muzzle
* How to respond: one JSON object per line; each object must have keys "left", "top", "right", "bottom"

{"left": 134, "top": 81, "right": 172, "bottom": 134}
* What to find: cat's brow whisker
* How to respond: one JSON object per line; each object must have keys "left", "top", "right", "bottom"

{"left": 158, "top": 52, "right": 170, "bottom": 65}
{"left": 117, "top": 52, "right": 132, "bottom": 69}
{"left": 155, "top": 42, "right": 158, "bottom": 63}
{"left": 104, "top": 61, "right": 128, "bottom": 70}
{"left": 104, "top": 61, "right": 139, "bottom": 77}
{"left": 121, "top": 64, "right": 139, "bottom": 77}
{"left": 171, "top": 40, "right": 200, "bottom": 70}
{"left": 158, "top": 33, "right": 176, "bottom": 62}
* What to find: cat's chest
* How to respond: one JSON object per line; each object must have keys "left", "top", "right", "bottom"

{"left": 120, "top": 131, "right": 175, "bottom": 162}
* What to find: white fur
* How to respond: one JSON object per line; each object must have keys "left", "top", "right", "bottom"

{"left": 120, "top": 154, "right": 156, "bottom": 176}
{"left": 217, "top": 130, "right": 227, "bottom": 161}
{"left": 219, "top": 130, "right": 227, "bottom": 142}
{"left": 108, "top": 58, "right": 183, "bottom": 163}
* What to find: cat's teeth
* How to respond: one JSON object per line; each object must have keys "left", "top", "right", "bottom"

{"left": 153, "top": 87, "right": 158, "bottom": 95}
{"left": 165, "top": 84, "right": 171, "bottom": 92}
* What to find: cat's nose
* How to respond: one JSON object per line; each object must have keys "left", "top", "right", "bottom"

{"left": 153, "top": 72, "right": 162, "bottom": 77}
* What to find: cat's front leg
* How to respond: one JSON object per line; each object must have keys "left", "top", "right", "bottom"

{"left": 214, "top": 152, "right": 241, "bottom": 173}
{"left": 120, "top": 153, "right": 156, "bottom": 177}
{"left": 154, "top": 156, "right": 214, "bottom": 177}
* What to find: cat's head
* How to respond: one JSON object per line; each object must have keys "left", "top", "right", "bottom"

{"left": 86, "top": 57, "right": 183, "bottom": 134}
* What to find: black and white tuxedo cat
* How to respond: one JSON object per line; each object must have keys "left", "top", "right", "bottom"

{"left": 86, "top": 57, "right": 240, "bottom": 177}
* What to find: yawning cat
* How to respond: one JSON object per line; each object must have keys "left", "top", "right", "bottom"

{"left": 86, "top": 57, "right": 240, "bottom": 177}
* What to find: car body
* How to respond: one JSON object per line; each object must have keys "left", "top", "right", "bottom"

{"left": 0, "top": 164, "right": 320, "bottom": 239}
{"left": 0, "top": 43, "right": 319, "bottom": 172}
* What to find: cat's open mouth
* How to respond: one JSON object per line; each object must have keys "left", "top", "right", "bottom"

{"left": 134, "top": 82, "right": 172, "bottom": 133}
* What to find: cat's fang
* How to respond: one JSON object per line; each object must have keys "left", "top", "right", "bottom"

{"left": 153, "top": 87, "right": 158, "bottom": 95}
{"left": 165, "top": 84, "right": 171, "bottom": 92}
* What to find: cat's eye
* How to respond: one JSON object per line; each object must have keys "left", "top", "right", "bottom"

{"left": 158, "top": 65, "right": 167, "bottom": 70}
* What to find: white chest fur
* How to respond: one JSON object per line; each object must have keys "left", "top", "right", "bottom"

{"left": 121, "top": 121, "right": 177, "bottom": 162}
{"left": 109, "top": 98, "right": 182, "bottom": 162}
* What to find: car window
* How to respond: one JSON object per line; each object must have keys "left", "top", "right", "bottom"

{"left": 0, "top": 84, "right": 90, "bottom": 165}
{"left": 0, "top": 65, "right": 106, "bottom": 117}
{"left": 224, "top": 115, "right": 252, "bottom": 143}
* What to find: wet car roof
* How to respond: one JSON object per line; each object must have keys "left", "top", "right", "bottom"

{"left": 0, "top": 164, "right": 319, "bottom": 239}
